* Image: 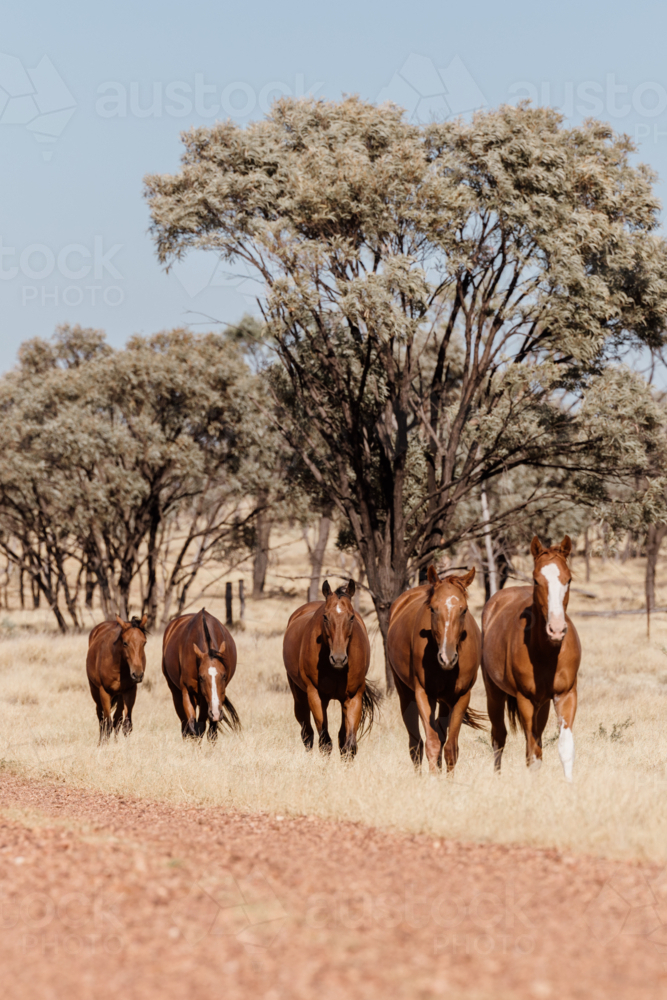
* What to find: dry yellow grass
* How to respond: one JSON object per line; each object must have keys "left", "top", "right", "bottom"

{"left": 1, "top": 537, "right": 667, "bottom": 863}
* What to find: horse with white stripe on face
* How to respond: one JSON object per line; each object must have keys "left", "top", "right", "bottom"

{"left": 481, "top": 535, "right": 581, "bottom": 781}
{"left": 162, "top": 608, "right": 240, "bottom": 740}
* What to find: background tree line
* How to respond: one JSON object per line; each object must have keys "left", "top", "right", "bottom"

{"left": 3, "top": 99, "right": 667, "bottom": 681}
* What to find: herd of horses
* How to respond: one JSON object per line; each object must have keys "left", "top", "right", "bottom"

{"left": 85, "top": 535, "right": 581, "bottom": 780}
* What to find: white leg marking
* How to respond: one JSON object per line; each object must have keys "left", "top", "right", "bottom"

{"left": 558, "top": 720, "right": 575, "bottom": 782}
{"left": 208, "top": 666, "right": 220, "bottom": 716}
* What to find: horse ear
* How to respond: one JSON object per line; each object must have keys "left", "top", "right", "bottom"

{"left": 530, "top": 536, "right": 544, "bottom": 559}
{"left": 140, "top": 613, "right": 148, "bottom": 628}
{"left": 115, "top": 614, "right": 127, "bottom": 629}
{"left": 218, "top": 639, "right": 226, "bottom": 653}
{"left": 560, "top": 535, "right": 572, "bottom": 559}
{"left": 347, "top": 579, "right": 356, "bottom": 598}
{"left": 459, "top": 566, "right": 476, "bottom": 589}
{"left": 322, "top": 580, "right": 331, "bottom": 598}
{"left": 193, "top": 643, "right": 205, "bottom": 659}
{"left": 427, "top": 565, "right": 439, "bottom": 585}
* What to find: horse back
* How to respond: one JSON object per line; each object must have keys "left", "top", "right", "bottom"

{"left": 163, "top": 611, "right": 237, "bottom": 690}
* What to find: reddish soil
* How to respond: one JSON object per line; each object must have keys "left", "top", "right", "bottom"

{"left": 0, "top": 775, "right": 665, "bottom": 1000}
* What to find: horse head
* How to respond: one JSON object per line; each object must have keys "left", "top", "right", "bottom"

{"left": 530, "top": 535, "right": 572, "bottom": 644}
{"left": 193, "top": 611, "right": 227, "bottom": 723}
{"left": 321, "top": 579, "right": 356, "bottom": 669}
{"left": 115, "top": 614, "right": 148, "bottom": 683}
{"left": 426, "top": 565, "right": 475, "bottom": 670}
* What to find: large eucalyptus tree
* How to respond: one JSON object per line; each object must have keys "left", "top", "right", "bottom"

{"left": 145, "top": 99, "right": 667, "bottom": 678}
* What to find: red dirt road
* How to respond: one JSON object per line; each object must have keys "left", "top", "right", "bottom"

{"left": 0, "top": 775, "right": 665, "bottom": 1000}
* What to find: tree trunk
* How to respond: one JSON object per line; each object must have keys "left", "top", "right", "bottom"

{"left": 481, "top": 486, "right": 498, "bottom": 600}
{"left": 252, "top": 511, "right": 272, "bottom": 599}
{"left": 645, "top": 524, "right": 667, "bottom": 629}
{"left": 584, "top": 527, "right": 591, "bottom": 583}
{"left": 307, "top": 514, "right": 331, "bottom": 603}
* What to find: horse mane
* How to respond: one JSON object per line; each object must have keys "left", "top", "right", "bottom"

{"left": 198, "top": 607, "right": 224, "bottom": 661}
{"left": 334, "top": 584, "right": 352, "bottom": 599}
{"left": 129, "top": 616, "right": 149, "bottom": 636}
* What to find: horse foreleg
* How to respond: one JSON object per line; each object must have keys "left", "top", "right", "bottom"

{"left": 516, "top": 693, "right": 542, "bottom": 770}
{"left": 442, "top": 693, "right": 470, "bottom": 774}
{"left": 482, "top": 670, "right": 507, "bottom": 772}
{"left": 339, "top": 690, "right": 363, "bottom": 759}
{"left": 288, "top": 677, "right": 314, "bottom": 750}
{"left": 414, "top": 682, "right": 442, "bottom": 773}
{"left": 553, "top": 687, "right": 577, "bottom": 782}
{"left": 181, "top": 688, "right": 198, "bottom": 739}
{"left": 122, "top": 685, "right": 137, "bottom": 736}
{"left": 306, "top": 685, "right": 331, "bottom": 754}
{"left": 97, "top": 687, "right": 113, "bottom": 743}
{"left": 393, "top": 671, "right": 423, "bottom": 768}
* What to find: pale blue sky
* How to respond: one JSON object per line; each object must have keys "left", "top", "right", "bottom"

{"left": 1, "top": 0, "right": 666, "bottom": 368}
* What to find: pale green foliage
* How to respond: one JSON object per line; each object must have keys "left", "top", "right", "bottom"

{"left": 145, "top": 98, "right": 667, "bottom": 641}
{"left": 0, "top": 325, "right": 271, "bottom": 630}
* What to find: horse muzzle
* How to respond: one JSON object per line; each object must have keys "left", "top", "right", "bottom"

{"left": 208, "top": 709, "right": 221, "bottom": 723}
{"left": 438, "top": 650, "right": 458, "bottom": 670}
{"left": 329, "top": 653, "right": 349, "bottom": 669}
{"left": 131, "top": 672, "right": 144, "bottom": 684}
{"left": 546, "top": 620, "right": 568, "bottom": 643}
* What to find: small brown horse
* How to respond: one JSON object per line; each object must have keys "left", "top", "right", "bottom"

{"left": 283, "top": 579, "right": 379, "bottom": 757}
{"left": 482, "top": 535, "right": 581, "bottom": 780}
{"left": 387, "top": 566, "right": 484, "bottom": 773}
{"left": 162, "top": 608, "right": 240, "bottom": 740}
{"left": 86, "top": 614, "right": 147, "bottom": 742}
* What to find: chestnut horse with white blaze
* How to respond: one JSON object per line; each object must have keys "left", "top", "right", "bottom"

{"left": 387, "top": 566, "right": 484, "bottom": 773}
{"left": 283, "top": 579, "right": 379, "bottom": 757}
{"left": 162, "top": 608, "right": 240, "bottom": 739}
{"left": 86, "top": 614, "right": 147, "bottom": 742}
{"left": 481, "top": 535, "right": 581, "bottom": 781}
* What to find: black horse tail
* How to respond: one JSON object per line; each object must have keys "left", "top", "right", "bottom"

{"left": 359, "top": 681, "right": 382, "bottom": 739}
{"left": 221, "top": 695, "right": 241, "bottom": 732}
{"left": 463, "top": 707, "right": 487, "bottom": 731}
{"left": 506, "top": 695, "right": 519, "bottom": 733}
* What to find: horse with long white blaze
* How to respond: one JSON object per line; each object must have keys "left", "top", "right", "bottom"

{"left": 162, "top": 608, "right": 240, "bottom": 739}
{"left": 86, "top": 614, "right": 147, "bottom": 742}
{"left": 481, "top": 535, "right": 581, "bottom": 781}
{"left": 282, "top": 579, "right": 379, "bottom": 757}
{"left": 387, "top": 566, "right": 484, "bottom": 774}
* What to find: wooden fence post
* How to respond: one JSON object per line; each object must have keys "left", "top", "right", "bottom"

{"left": 225, "top": 581, "right": 233, "bottom": 626}
{"left": 239, "top": 579, "right": 245, "bottom": 621}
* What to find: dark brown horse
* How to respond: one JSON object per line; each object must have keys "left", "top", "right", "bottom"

{"left": 86, "top": 614, "right": 147, "bottom": 742}
{"left": 387, "top": 566, "right": 484, "bottom": 773}
{"left": 481, "top": 535, "right": 581, "bottom": 780}
{"left": 162, "top": 608, "right": 240, "bottom": 740}
{"left": 283, "top": 579, "right": 379, "bottom": 757}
